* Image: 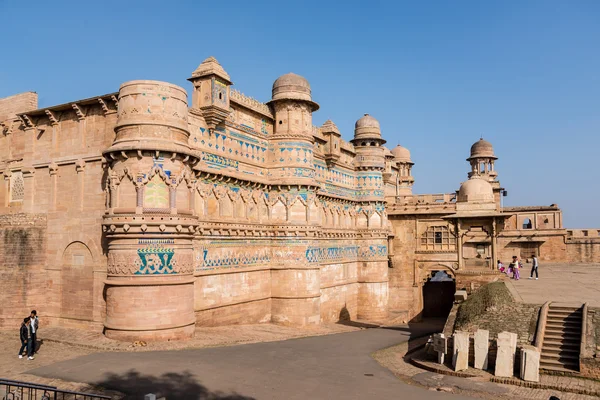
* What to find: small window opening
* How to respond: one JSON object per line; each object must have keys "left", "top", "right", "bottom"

{"left": 434, "top": 232, "right": 442, "bottom": 244}
{"left": 279, "top": 120, "right": 283, "bottom": 125}
{"left": 361, "top": 142, "right": 366, "bottom": 146}
{"left": 522, "top": 218, "right": 532, "bottom": 229}
{"left": 218, "top": 92, "right": 223, "bottom": 100}
{"left": 370, "top": 142, "right": 375, "bottom": 146}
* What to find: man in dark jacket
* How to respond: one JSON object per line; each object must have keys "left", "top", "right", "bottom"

{"left": 18, "top": 317, "right": 34, "bottom": 359}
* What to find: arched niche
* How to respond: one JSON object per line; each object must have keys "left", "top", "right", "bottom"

{"left": 61, "top": 242, "right": 94, "bottom": 322}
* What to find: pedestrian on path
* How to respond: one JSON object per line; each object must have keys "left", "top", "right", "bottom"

{"left": 497, "top": 260, "right": 505, "bottom": 273}
{"left": 18, "top": 317, "right": 34, "bottom": 360}
{"left": 30, "top": 310, "right": 39, "bottom": 354}
{"left": 529, "top": 254, "right": 539, "bottom": 280}
{"left": 510, "top": 256, "right": 520, "bottom": 280}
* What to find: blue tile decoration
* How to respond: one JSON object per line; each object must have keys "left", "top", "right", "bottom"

{"left": 136, "top": 246, "right": 175, "bottom": 275}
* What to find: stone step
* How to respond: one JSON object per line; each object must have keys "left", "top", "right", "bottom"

{"left": 539, "top": 362, "right": 579, "bottom": 373}
{"left": 547, "top": 314, "right": 582, "bottom": 320}
{"left": 548, "top": 306, "right": 582, "bottom": 313}
{"left": 545, "top": 325, "right": 582, "bottom": 333}
{"left": 540, "top": 357, "right": 579, "bottom": 368}
{"left": 543, "top": 339, "right": 581, "bottom": 349}
{"left": 541, "top": 348, "right": 580, "bottom": 360}
{"left": 547, "top": 309, "right": 582, "bottom": 315}
{"left": 546, "top": 317, "right": 582, "bottom": 325}
{"left": 545, "top": 324, "right": 581, "bottom": 332}
{"left": 543, "top": 333, "right": 581, "bottom": 342}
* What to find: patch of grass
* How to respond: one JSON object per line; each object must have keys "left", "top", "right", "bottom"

{"left": 455, "top": 282, "right": 514, "bottom": 329}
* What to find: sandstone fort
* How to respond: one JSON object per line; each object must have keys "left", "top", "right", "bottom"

{"left": 1, "top": 57, "right": 598, "bottom": 341}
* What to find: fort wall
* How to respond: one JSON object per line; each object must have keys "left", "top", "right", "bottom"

{"left": 0, "top": 213, "right": 47, "bottom": 327}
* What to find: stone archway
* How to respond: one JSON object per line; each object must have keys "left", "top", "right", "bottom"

{"left": 422, "top": 270, "right": 456, "bottom": 318}
{"left": 61, "top": 242, "right": 94, "bottom": 322}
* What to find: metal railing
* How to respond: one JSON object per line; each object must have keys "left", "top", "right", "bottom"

{"left": 0, "top": 379, "right": 111, "bottom": 400}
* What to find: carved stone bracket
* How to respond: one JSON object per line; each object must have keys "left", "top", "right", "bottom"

{"left": 75, "top": 159, "right": 86, "bottom": 173}
{"left": 72, "top": 103, "right": 86, "bottom": 120}
{"left": 45, "top": 110, "right": 60, "bottom": 125}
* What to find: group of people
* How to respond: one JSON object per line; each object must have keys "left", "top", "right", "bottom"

{"left": 18, "top": 310, "right": 39, "bottom": 360}
{"left": 497, "top": 255, "right": 539, "bottom": 281}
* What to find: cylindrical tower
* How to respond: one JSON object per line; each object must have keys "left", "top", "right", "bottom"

{"left": 391, "top": 144, "right": 414, "bottom": 196}
{"left": 102, "top": 80, "right": 199, "bottom": 341}
{"left": 351, "top": 114, "right": 389, "bottom": 320}
{"left": 266, "top": 73, "right": 321, "bottom": 325}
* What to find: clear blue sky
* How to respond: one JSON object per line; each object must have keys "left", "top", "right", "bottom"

{"left": 1, "top": 0, "right": 598, "bottom": 227}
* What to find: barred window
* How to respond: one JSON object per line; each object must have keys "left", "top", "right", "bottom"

{"left": 420, "top": 226, "right": 455, "bottom": 251}
{"left": 10, "top": 171, "right": 24, "bottom": 203}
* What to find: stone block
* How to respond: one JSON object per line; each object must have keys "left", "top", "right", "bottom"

{"left": 474, "top": 329, "right": 489, "bottom": 370}
{"left": 454, "top": 290, "right": 468, "bottom": 302}
{"left": 453, "top": 331, "right": 469, "bottom": 371}
{"left": 520, "top": 345, "right": 540, "bottom": 382}
{"left": 433, "top": 333, "right": 447, "bottom": 364}
{"left": 495, "top": 331, "right": 518, "bottom": 377}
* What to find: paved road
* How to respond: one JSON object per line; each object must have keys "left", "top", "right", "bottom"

{"left": 28, "top": 325, "right": 476, "bottom": 400}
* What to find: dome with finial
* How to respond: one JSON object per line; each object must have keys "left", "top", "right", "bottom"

{"left": 190, "top": 56, "right": 231, "bottom": 83}
{"left": 457, "top": 175, "right": 495, "bottom": 203}
{"left": 468, "top": 138, "right": 496, "bottom": 160}
{"left": 269, "top": 73, "right": 319, "bottom": 110}
{"left": 353, "top": 113, "right": 384, "bottom": 142}
{"left": 355, "top": 113, "right": 380, "bottom": 129}
{"left": 391, "top": 144, "right": 412, "bottom": 163}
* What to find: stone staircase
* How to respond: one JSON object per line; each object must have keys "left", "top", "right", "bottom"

{"left": 540, "top": 304, "right": 582, "bottom": 373}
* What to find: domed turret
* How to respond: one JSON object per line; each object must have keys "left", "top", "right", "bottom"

{"left": 466, "top": 138, "right": 498, "bottom": 182}
{"left": 353, "top": 114, "right": 384, "bottom": 143}
{"left": 391, "top": 144, "right": 411, "bottom": 163}
{"left": 390, "top": 144, "right": 414, "bottom": 196}
{"left": 468, "top": 138, "right": 496, "bottom": 160}
{"left": 351, "top": 114, "right": 386, "bottom": 171}
{"left": 457, "top": 176, "right": 495, "bottom": 203}
{"left": 269, "top": 73, "right": 319, "bottom": 111}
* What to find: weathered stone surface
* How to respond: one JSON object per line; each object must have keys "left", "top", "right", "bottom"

{"left": 454, "top": 290, "right": 468, "bottom": 302}
{"left": 433, "top": 333, "right": 447, "bottom": 364}
{"left": 474, "top": 329, "right": 489, "bottom": 370}
{"left": 453, "top": 331, "right": 469, "bottom": 371}
{"left": 520, "top": 345, "right": 540, "bottom": 382}
{"left": 495, "top": 331, "right": 518, "bottom": 377}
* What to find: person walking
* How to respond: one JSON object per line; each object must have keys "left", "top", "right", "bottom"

{"left": 18, "top": 317, "right": 34, "bottom": 360}
{"left": 510, "top": 256, "right": 520, "bottom": 280}
{"left": 529, "top": 254, "right": 539, "bottom": 280}
{"left": 30, "top": 310, "right": 39, "bottom": 354}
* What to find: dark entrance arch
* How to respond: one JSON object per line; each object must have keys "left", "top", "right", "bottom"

{"left": 422, "top": 270, "right": 455, "bottom": 318}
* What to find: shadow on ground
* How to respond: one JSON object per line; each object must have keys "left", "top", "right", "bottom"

{"left": 96, "top": 370, "right": 255, "bottom": 400}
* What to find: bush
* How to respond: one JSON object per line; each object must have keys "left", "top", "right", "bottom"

{"left": 455, "top": 282, "right": 514, "bottom": 329}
